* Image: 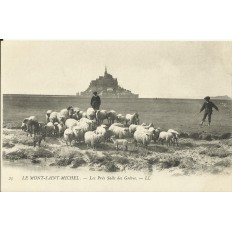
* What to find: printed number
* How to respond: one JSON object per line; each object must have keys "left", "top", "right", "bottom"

{"left": 9, "top": 177, "right": 13, "bottom": 181}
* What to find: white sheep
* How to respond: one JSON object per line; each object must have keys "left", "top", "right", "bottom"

{"left": 136, "top": 123, "right": 154, "bottom": 131}
{"left": 45, "top": 122, "right": 55, "bottom": 136}
{"left": 158, "top": 131, "right": 167, "bottom": 144}
{"left": 135, "top": 127, "right": 154, "bottom": 141}
{"left": 87, "top": 107, "right": 96, "bottom": 120}
{"left": 75, "top": 121, "right": 92, "bottom": 133}
{"left": 84, "top": 131, "right": 104, "bottom": 150}
{"left": 96, "top": 125, "right": 111, "bottom": 141}
{"left": 65, "top": 118, "right": 78, "bottom": 129}
{"left": 57, "top": 112, "right": 66, "bottom": 123}
{"left": 96, "top": 124, "right": 107, "bottom": 135}
{"left": 54, "top": 122, "right": 65, "bottom": 137}
{"left": 72, "top": 126, "right": 85, "bottom": 142}
{"left": 72, "top": 107, "right": 82, "bottom": 120}
{"left": 46, "top": 110, "right": 52, "bottom": 122}
{"left": 60, "top": 108, "right": 69, "bottom": 119}
{"left": 133, "top": 130, "right": 151, "bottom": 148}
{"left": 21, "top": 117, "right": 39, "bottom": 136}
{"left": 116, "top": 114, "right": 126, "bottom": 125}
{"left": 109, "top": 125, "right": 129, "bottom": 139}
{"left": 49, "top": 112, "right": 58, "bottom": 123}
{"left": 125, "top": 113, "right": 139, "bottom": 125}
{"left": 79, "top": 118, "right": 97, "bottom": 131}
{"left": 96, "top": 110, "right": 108, "bottom": 124}
{"left": 129, "top": 124, "right": 138, "bottom": 136}
{"left": 158, "top": 131, "right": 174, "bottom": 146}
{"left": 111, "top": 135, "right": 128, "bottom": 151}
{"left": 111, "top": 123, "right": 125, "bottom": 127}
{"left": 64, "top": 128, "right": 74, "bottom": 146}
{"left": 167, "top": 129, "right": 180, "bottom": 146}
{"left": 107, "top": 110, "right": 117, "bottom": 124}
{"left": 28, "top": 116, "right": 38, "bottom": 122}
{"left": 80, "top": 111, "right": 87, "bottom": 118}
{"left": 165, "top": 132, "right": 175, "bottom": 146}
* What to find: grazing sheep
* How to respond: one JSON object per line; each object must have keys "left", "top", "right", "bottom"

{"left": 104, "top": 130, "right": 113, "bottom": 142}
{"left": 60, "top": 108, "right": 69, "bottom": 119}
{"left": 72, "top": 108, "right": 82, "bottom": 120}
{"left": 136, "top": 125, "right": 148, "bottom": 131}
{"left": 65, "top": 118, "right": 78, "bottom": 129}
{"left": 87, "top": 107, "right": 96, "bottom": 120}
{"left": 107, "top": 110, "right": 117, "bottom": 124}
{"left": 84, "top": 131, "right": 104, "bottom": 150}
{"left": 125, "top": 113, "right": 139, "bottom": 125}
{"left": 153, "top": 127, "right": 161, "bottom": 143}
{"left": 21, "top": 118, "right": 29, "bottom": 132}
{"left": 80, "top": 111, "right": 87, "bottom": 118}
{"left": 75, "top": 121, "right": 92, "bottom": 133}
{"left": 109, "top": 125, "right": 130, "bottom": 139}
{"left": 111, "top": 135, "right": 128, "bottom": 151}
{"left": 129, "top": 124, "right": 138, "bottom": 136}
{"left": 135, "top": 123, "right": 154, "bottom": 131}
{"left": 46, "top": 110, "right": 52, "bottom": 122}
{"left": 21, "top": 117, "right": 40, "bottom": 136}
{"left": 64, "top": 129, "right": 74, "bottom": 146}
{"left": 158, "top": 131, "right": 174, "bottom": 146}
{"left": 133, "top": 130, "right": 151, "bottom": 148}
{"left": 79, "top": 118, "right": 97, "bottom": 131}
{"left": 49, "top": 112, "right": 58, "bottom": 123}
{"left": 165, "top": 132, "right": 175, "bottom": 146}
{"left": 96, "top": 124, "right": 107, "bottom": 134}
{"left": 134, "top": 127, "right": 154, "bottom": 141}
{"left": 28, "top": 116, "right": 38, "bottom": 122}
{"left": 54, "top": 122, "right": 65, "bottom": 137}
{"left": 167, "top": 129, "right": 180, "bottom": 146}
{"left": 116, "top": 114, "right": 126, "bottom": 125}
{"left": 45, "top": 122, "right": 55, "bottom": 136}
{"left": 158, "top": 131, "right": 167, "bottom": 145}
{"left": 57, "top": 112, "right": 67, "bottom": 124}
{"left": 111, "top": 123, "right": 125, "bottom": 127}
{"left": 96, "top": 110, "right": 108, "bottom": 124}
{"left": 54, "top": 122, "right": 59, "bottom": 136}
{"left": 96, "top": 124, "right": 111, "bottom": 141}
{"left": 72, "top": 126, "right": 84, "bottom": 142}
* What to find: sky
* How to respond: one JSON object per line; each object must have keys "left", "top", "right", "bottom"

{"left": 2, "top": 41, "right": 232, "bottom": 98}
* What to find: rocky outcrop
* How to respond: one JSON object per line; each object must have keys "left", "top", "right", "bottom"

{"left": 78, "top": 68, "right": 139, "bottom": 98}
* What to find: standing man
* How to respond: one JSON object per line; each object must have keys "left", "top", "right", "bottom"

{"left": 199, "top": 96, "right": 219, "bottom": 126}
{"left": 91, "top": 91, "right": 101, "bottom": 110}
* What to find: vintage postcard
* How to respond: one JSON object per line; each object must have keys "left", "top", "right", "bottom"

{"left": 1, "top": 41, "right": 232, "bottom": 191}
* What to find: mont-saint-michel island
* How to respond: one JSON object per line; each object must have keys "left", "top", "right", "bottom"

{"left": 76, "top": 67, "right": 139, "bottom": 98}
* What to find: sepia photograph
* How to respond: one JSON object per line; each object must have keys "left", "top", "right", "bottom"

{"left": 1, "top": 41, "right": 232, "bottom": 191}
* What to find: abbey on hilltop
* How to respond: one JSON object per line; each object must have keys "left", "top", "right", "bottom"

{"left": 77, "top": 67, "right": 139, "bottom": 98}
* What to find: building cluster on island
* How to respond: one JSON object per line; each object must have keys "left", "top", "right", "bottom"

{"left": 76, "top": 67, "right": 139, "bottom": 98}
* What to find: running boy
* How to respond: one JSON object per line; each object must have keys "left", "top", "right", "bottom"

{"left": 200, "top": 96, "right": 219, "bottom": 126}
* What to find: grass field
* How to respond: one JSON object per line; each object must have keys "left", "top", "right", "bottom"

{"left": 3, "top": 94, "right": 232, "bottom": 135}
{"left": 2, "top": 95, "right": 232, "bottom": 175}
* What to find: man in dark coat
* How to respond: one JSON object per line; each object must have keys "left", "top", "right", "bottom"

{"left": 200, "top": 96, "right": 219, "bottom": 126}
{"left": 91, "top": 91, "right": 101, "bottom": 110}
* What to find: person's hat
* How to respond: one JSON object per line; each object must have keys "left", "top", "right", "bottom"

{"left": 67, "top": 106, "right": 73, "bottom": 110}
{"left": 93, "top": 91, "right": 97, "bottom": 95}
{"left": 204, "top": 96, "right": 210, "bottom": 100}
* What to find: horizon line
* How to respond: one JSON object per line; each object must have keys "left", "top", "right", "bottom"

{"left": 2, "top": 93, "right": 232, "bottom": 100}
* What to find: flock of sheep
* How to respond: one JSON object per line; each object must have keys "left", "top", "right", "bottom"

{"left": 21, "top": 106, "right": 180, "bottom": 150}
